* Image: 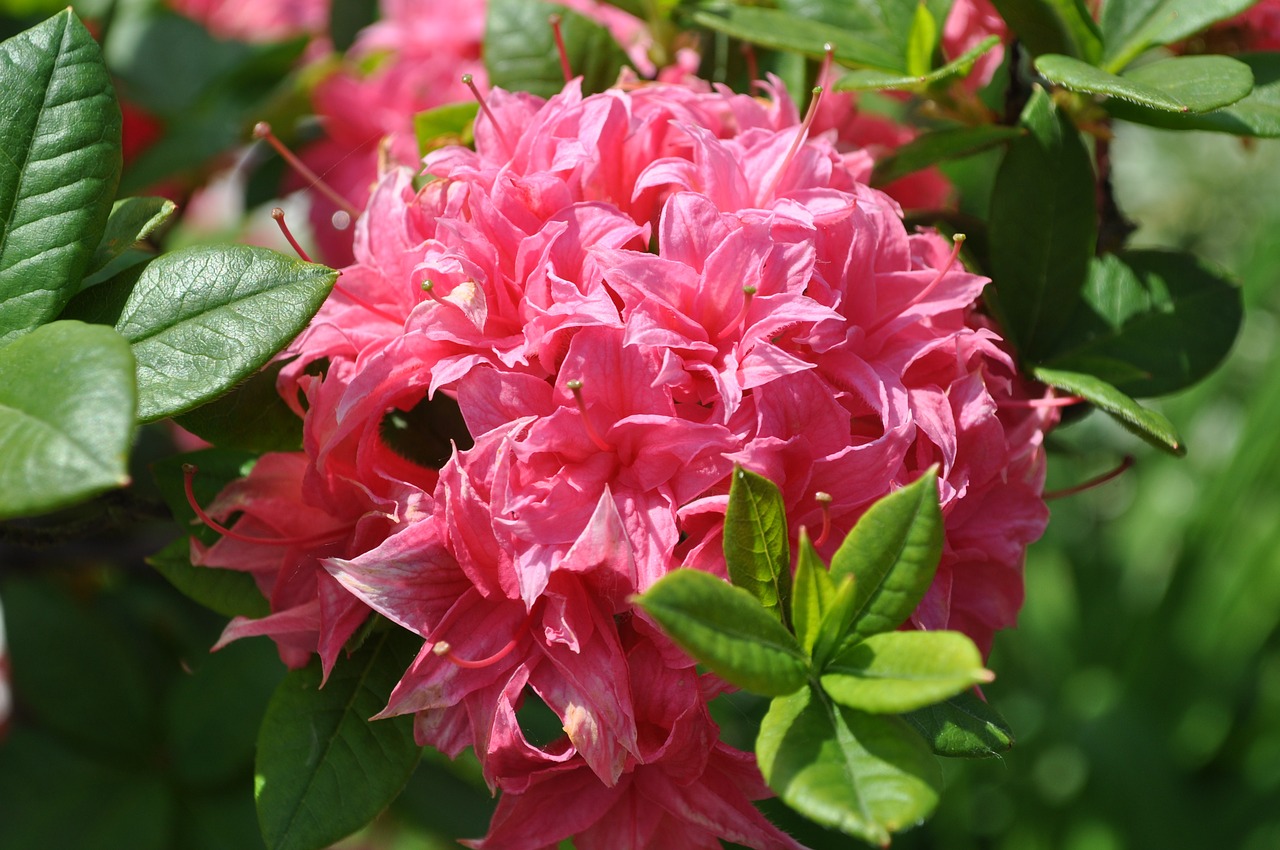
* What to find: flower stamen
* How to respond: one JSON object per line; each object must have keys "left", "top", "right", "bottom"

{"left": 463, "top": 73, "right": 514, "bottom": 156}
{"left": 813, "top": 491, "right": 834, "bottom": 547}
{"left": 252, "top": 122, "right": 361, "bottom": 221}
{"left": 182, "top": 464, "right": 350, "bottom": 547}
{"left": 272, "top": 208, "right": 401, "bottom": 325}
{"left": 726, "top": 285, "right": 758, "bottom": 337}
{"left": 567, "top": 379, "right": 611, "bottom": 451}
{"left": 1045, "top": 455, "right": 1135, "bottom": 500}
{"left": 764, "top": 83, "right": 824, "bottom": 202}
{"left": 550, "top": 14, "right": 573, "bottom": 83}
{"left": 432, "top": 606, "right": 537, "bottom": 669}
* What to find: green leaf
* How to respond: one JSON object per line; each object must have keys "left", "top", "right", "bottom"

{"left": 724, "top": 465, "right": 792, "bottom": 626}
{"left": 485, "top": 0, "right": 632, "bottom": 98}
{"left": 1036, "top": 53, "right": 1253, "bottom": 113}
{"left": 635, "top": 569, "right": 808, "bottom": 696}
{"left": 1032, "top": 365, "right": 1185, "bottom": 455}
{"left": 112, "top": 245, "right": 336, "bottom": 422}
{"left": 147, "top": 538, "right": 270, "bottom": 620}
{"left": 1101, "top": 0, "right": 1256, "bottom": 71}
{"left": 810, "top": 572, "right": 858, "bottom": 671}
{"left": 988, "top": 88, "right": 1097, "bottom": 360}
{"left": 903, "top": 689, "right": 1014, "bottom": 758}
{"left": 86, "top": 197, "right": 175, "bottom": 278}
{"left": 328, "top": 0, "right": 378, "bottom": 51}
{"left": 830, "top": 468, "right": 944, "bottom": 643}
{"left": 905, "top": 2, "right": 938, "bottom": 78}
{"left": 255, "top": 628, "right": 423, "bottom": 850}
{"left": 1106, "top": 53, "right": 1280, "bottom": 137}
{"left": 1047, "top": 250, "right": 1243, "bottom": 397}
{"left": 0, "top": 321, "right": 135, "bottom": 520}
{"left": 834, "top": 35, "right": 1000, "bottom": 92}
{"left": 173, "top": 359, "right": 305, "bottom": 453}
{"left": 870, "top": 125, "right": 1025, "bottom": 187}
{"left": 791, "top": 528, "right": 836, "bottom": 656}
{"left": 820, "top": 631, "right": 993, "bottom": 714}
{"left": 757, "top": 686, "right": 942, "bottom": 846}
{"left": 0, "top": 9, "right": 122, "bottom": 344}
{"left": 990, "top": 0, "right": 1104, "bottom": 60}
{"left": 414, "top": 101, "right": 478, "bottom": 159}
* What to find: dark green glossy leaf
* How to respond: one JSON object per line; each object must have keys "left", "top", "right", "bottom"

{"left": 991, "top": 0, "right": 1103, "bottom": 60}
{"left": 112, "top": 245, "right": 336, "bottom": 422}
{"left": 379, "top": 391, "right": 474, "bottom": 471}
{"left": 58, "top": 261, "right": 146, "bottom": 326}
{"left": 871, "top": 125, "right": 1024, "bottom": 187}
{"left": 0, "top": 321, "right": 135, "bottom": 520}
{"left": 830, "top": 468, "right": 943, "bottom": 642}
{"left": 1032, "top": 365, "right": 1185, "bottom": 455}
{"left": 791, "top": 528, "right": 836, "bottom": 656}
{"left": 757, "top": 686, "right": 942, "bottom": 845}
{"left": 174, "top": 359, "right": 305, "bottom": 454}
{"left": 1047, "top": 250, "right": 1243, "bottom": 397}
{"left": 988, "top": 88, "right": 1096, "bottom": 360}
{"left": 820, "top": 631, "right": 993, "bottom": 714}
{"left": 1100, "top": 0, "right": 1255, "bottom": 71}
{"left": 0, "top": 9, "right": 121, "bottom": 344}
{"left": 87, "top": 197, "right": 175, "bottom": 278}
{"left": 148, "top": 538, "right": 270, "bottom": 620}
{"left": 1037, "top": 53, "right": 1253, "bottom": 113}
{"left": 256, "top": 628, "right": 423, "bottom": 850}
{"left": 903, "top": 689, "right": 1014, "bottom": 758}
{"left": 485, "top": 0, "right": 631, "bottom": 98}
{"left": 414, "top": 101, "right": 477, "bottom": 159}
{"left": 1107, "top": 53, "right": 1280, "bottom": 136}
{"left": 834, "top": 35, "right": 1000, "bottom": 92}
{"left": 724, "top": 465, "right": 792, "bottom": 626}
{"left": 329, "top": 0, "right": 378, "bottom": 51}
{"left": 635, "top": 569, "right": 809, "bottom": 696}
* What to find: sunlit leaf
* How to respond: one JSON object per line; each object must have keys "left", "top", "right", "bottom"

{"left": 724, "top": 465, "right": 792, "bottom": 626}
{"left": 1032, "top": 366, "right": 1185, "bottom": 455}
{"left": 820, "top": 631, "right": 993, "bottom": 714}
{"left": 903, "top": 690, "right": 1015, "bottom": 758}
{"left": 1100, "top": 0, "right": 1256, "bottom": 71}
{"left": 1037, "top": 53, "right": 1253, "bottom": 113}
{"left": 1107, "top": 53, "right": 1280, "bottom": 137}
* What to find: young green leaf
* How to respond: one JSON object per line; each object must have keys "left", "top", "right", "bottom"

{"left": 486, "top": 0, "right": 632, "bottom": 98}
{"left": 112, "top": 245, "right": 336, "bottom": 422}
{"left": 809, "top": 572, "right": 858, "bottom": 671}
{"left": 86, "top": 197, "right": 176, "bottom": 278}
{"left": 0, "top": 321, "right": 135, "bottom": 520}
{"left": 819, "top": 631, "right": 993, "bottom": 714}
{"left": 870, "top": 125, "right": 1024, "bottom": 187}
{"left": 1047, "top": 251, "right": 1243, "bottom": 398}
{"left": 905, "top": 2, "right": 938, "bottom": 78}
{"left": 414, "top": 101, "right": 478, "bottom": 159}
{"left": 1036, "top": 53, "right": 1253, "bottom": 113}
{"left": 903, "top": 689, "right": 1015, "bottom": 758}
{"left": 0, "top": 9, "right": 122, "bottom": 344}
{"left": 1101, "top": 0, "right": 1256, "bottom": 72}
{"left": 255, "top": 628, "right": 423, "bottom": 850}
{"left": 988, "top": 88, "right": 1097, "bottom": 361}
{"left": 635, "top": 569, "right": 808, "bottom": 696}
{"left": 757, "top": 685, "right": 942, "bottom": 846}
{"left": 1033, "top": 366, "right": 1185, "bottom": 455}
{"left": 147, "top": 538, "right": 270, "bottom": 620}
{"left": 830, "top": 468, "right": 944, "bottom": 643}
{"left": 1106, "top": 53, "right": 1280, "bottom": 137}
{"left": 791, "top": 528, "right": 836, "bottom": 656}
{"left": 724, "top": 465, "right": 792, "bottom": 625}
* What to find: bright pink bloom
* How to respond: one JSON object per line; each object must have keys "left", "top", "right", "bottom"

{"left": 170, "top": 0, "right": 327, "bottom": 42}
{"left": 943, "top": 0, "right": 1008, "bottom": 90}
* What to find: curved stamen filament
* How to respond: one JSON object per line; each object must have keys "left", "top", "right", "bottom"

{"left": 432, "top": 606, "right": 537, "bottom": 669}
{"left": 463, "top": 74, "right": 514, "bottom": 156}
{"left": 253, "top": 122, "right": 361, "bottom": 221}
{"left": 271, "top": 207, "right": 312, "bottom": 262}
{"left": 182, "top": 464, "right": 349, "bottom": 547}
{"left": 726, "top": 286, "right": 757, "bottom": 337}
{"left": 1001, "top": 393, "right": 1086, "bottom": 409}
{"left": 567, "top": 379, "right": 611, "bottom": 452}
{"left": 763, "top": 85, "right": 824, "bottom": 202}
{"left": 866, "top": 233, "right": 966, "bottom": 337}
{"left": 1045, "top": 455, "right": 1135, "bottom": 500}
{"left": 813, "top": 491, "right": 834, "bottom": 547}
{"left": 550, "top": 14, "right": 572, "bottom": 83}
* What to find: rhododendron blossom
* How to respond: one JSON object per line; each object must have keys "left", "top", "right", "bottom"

{"left": 196, "top": 72, "right": 1057, "bottom": 847}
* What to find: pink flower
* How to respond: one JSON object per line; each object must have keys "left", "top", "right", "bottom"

{"left": 170, "top": 0, "right": 327, "bottom": 42}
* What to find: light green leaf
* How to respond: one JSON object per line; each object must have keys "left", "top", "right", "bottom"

{"left": 486, "top": 0, "right": 632, "bottom": 98}
{"left": 87, "top": 197, "right": 175, "bottom": 278}
{"left": 757, "top": 686, "right": 942, "bottom": 845}
{"left": 724, "top": 465, "right": 792, "bottom": 626}
{"left": 988, "top": 88, "right": 1097, "bottom": 360}
{"left": 1032, "top": 365, "right": 1185, "bottom": 455}
{"left": 791, "top": 528, "right": 836, "bottom": 656}
{"left": 991, "top": 0, "right": 1104, "bottom": 60}
{"left": 1047, "top": 250, "right": 1243, "bottom": 397}
{"left": 1107, "top": 53, "right": 1280, "bottom": 136}
{"left": 1101, "top": 0, "right": 1256, "bottom": 71}
{"left": 147, "top": 538, "right": 270, "bottom": 620}
{"left": 905, "top": 2, "right": 938, "bottom": 78}
{"left": 112, "top": 245, "right": 336, "bottom": 422}
{"left": 810, "top": 572, "right": 858, "bottom": 671}
{"left": 830, "top": 468, "right": 944, "bottom": 643}
{"left": 871, "top": 124, "right": 1025, "bottom": 187}
{"left": 903, "top": 690, "right": 1015, "bottom": 758}
{"left": 635, "top": 569, "right": 809, "bottom": 696}
{"left": 1037, "top": 53, "right": 1253, "bottom": 113}
{"left": 0, "top": 9, "right": 122, "bottom": 344}
{"left": 834, "top": 35, "right": 1000, "bottom": 91}
{"left": 0, "top": 321, "right": 135, "bottom": 520}
{"left": 414, "top": 101, "right": 477, "bottom": 159}
{"left": 256, "top": 628, "right": 422, "bottom": 850}
{"left": 820, "top": 631, "right": 993, "bottom": 714}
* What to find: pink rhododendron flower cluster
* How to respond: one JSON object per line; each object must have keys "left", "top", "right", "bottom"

{"left": 942, "top": 0, "right": 1008, "bottom": 90}
{"left": 170, "top": 0, "right": 327, "bottom": 42}
{"left": 192, "top": 73, "right": 1057, "bottom": 847}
